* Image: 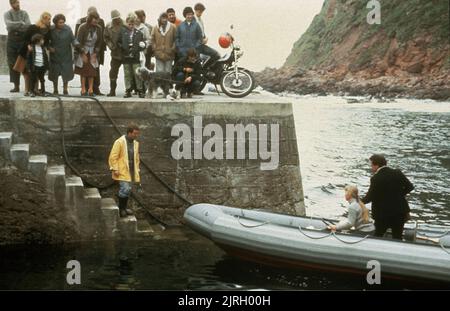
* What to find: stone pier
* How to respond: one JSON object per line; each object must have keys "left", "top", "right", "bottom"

{"left": 0, "top": 94, "right": 306, "bottom": 221}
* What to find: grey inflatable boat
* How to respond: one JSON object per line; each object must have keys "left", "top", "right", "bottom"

{"left": 184, "top": 204, "right": 450, "bottom": 283}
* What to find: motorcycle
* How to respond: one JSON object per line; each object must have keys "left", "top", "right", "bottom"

{"left": 198, "top": 26, "right": 256, "bottom": 98}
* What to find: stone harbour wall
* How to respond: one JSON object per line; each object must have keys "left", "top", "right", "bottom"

{"left": 0, "top": 96, "right": 305, "bottom": 224}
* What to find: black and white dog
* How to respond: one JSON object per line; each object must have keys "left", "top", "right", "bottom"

{"left": 136, "top": 67, "right": 175, "bottom": 99}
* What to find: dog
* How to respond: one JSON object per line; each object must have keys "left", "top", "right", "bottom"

{"left": 136, "top": 67, "right": 175, "bottom": 100}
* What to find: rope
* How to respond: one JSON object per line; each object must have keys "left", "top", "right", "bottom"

{"left": 419, "top": 231, "right": 450, "bottom": 239}
{"left": 331, "top": 232, "right": 370, "bottom": 244}
{"left": 440, "top": 241, "right": 450, "bottom": 255}
{"left": 237, "top": 216, "right": 270, "bottom": 228}
{"left": 46, "top": 93, "right": 196, "bottom": 227}
{"left": 297, "top": 226, "right": 332, "bottom": 240}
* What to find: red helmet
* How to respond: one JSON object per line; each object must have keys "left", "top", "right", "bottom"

{"left": 218, "top": 33, "right": 233, "bottom": 49}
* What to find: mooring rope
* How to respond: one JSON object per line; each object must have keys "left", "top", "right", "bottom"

{"left": 237, "top": 216, "right": 270, "bottom": 228}
{"left": 297, "top": 225, "right": 332, "bottom": 240}
{"left": 440, "top": 241, "right": 450, "bottom": 255}
{"left": 419, "top": 231, "right": 450, "bottom": 239}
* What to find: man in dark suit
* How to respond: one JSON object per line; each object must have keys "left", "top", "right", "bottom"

{"left": 362, "top": 154, "right": 414, "bottom": 240}
{"left": 75, "top": 7, "right": 106, "bottom": 96}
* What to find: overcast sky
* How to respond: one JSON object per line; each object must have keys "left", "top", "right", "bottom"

{"left": 1, "top": 0, "right": 324, "bottom": 70}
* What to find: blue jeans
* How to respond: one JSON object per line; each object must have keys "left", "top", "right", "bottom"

{"left": 119, "top": 181, "right": 132, "bottom": 199}
{"left": 175, "top": 72, "right": 201, "bottom": 93}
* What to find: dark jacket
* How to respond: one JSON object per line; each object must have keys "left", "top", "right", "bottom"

{"left": 75, "top": 17, "right": 106, "bottom": 64}
{"left": 76, "top": 23, "right": 103, "bottom": 55}
{"left": 362, "top": 167, "right": 414, "bottom": 223}
{"left": 119, "top": 28, "right": 146, "bottom": 64}
{"left": 175, "top": 20, "right": 203, "bottom": 56}
{"left": 27, "top": 44, "right": 49, "bottom": 72}
{"left": 173, "top": 56, "right": 203, "bottom": 81}
{"left": 19, "top": 24, "right": 51, "bottom": 58}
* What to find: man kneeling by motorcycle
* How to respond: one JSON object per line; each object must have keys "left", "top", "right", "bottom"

{"left": 173, "top": 48, "right": 202, "bottom": 98}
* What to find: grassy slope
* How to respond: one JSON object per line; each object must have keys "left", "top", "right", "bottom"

{"left": 285, "top": 0, "right": 449, "bottom": 69}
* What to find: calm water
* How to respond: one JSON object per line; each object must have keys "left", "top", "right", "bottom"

{"left": 0, "top": 95, "right": 449, "bottom": 290}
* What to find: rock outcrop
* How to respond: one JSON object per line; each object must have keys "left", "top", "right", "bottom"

{"left": 256, "top": 0, "right": 450, "bottom": 100}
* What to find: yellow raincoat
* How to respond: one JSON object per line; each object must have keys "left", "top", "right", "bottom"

{"left": 108, "top": 135, "right": 141, "bottom": 183}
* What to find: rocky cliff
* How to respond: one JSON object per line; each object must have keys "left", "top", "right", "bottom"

{"left": 256, "top": 0, "right": 450, "bottom": 100}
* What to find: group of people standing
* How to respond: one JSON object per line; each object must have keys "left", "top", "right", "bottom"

{"left": 4, "top": 0, "right": 219, "bottom": 98}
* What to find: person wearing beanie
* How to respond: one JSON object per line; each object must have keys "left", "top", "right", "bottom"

{"left": 175, "top": 7, "right": 203, "bottom": 58}
{"left": 150, "top": 12, "right": 177, "bottom": 98}
{"left": 104, "top": 10, "right": 124, "bottom": 97}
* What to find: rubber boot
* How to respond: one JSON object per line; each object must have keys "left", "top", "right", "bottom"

{"left": 118, "top": 197, "right": 134, "bottom": 217}
{"left": 107, "top": 80, "right": 117, "bottom": 97}
{"left": 118, "top": 197, "right": 128, "bottom": 218}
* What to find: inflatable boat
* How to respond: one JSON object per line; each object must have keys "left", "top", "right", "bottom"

{"left": 184, "top": 204, "right": 450, "bottom": 283}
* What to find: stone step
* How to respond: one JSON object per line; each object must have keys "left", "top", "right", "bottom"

{"left": 80, "top": 188, "right": 103, "bottom": 239}
{"left": 65, "top": 176, "right": 84, "bottom": 211}
{"left": 10, "top": 143, "right": 29, "bottom": 170}
{"left": 136, "top": 219, "right": 155, "bottom": 238}
{"left": 0, "top": 132, "right": 13, "bottom": 159}
{"left": 28, "top": 155, "right": 47, "bottom": 180}
{"left": 46, "top": 165, "right": 66, "bottom": 208}
{"left": 101, "top": 198, "right": 119, "bottom": 238}
{"left": 118, "top": 216, "right": 138, "bottom": 239}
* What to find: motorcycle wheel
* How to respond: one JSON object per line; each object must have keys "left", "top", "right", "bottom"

{"left": 220, "top": 69, "right": 255, "bottom": 98}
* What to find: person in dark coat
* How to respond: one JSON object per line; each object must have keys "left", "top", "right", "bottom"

{"left": 75, "top": 7, "right": 106, "bottom": 96}
{"left": 48, "top": 14, "right": 79, "bottom": 95}
{"left": 175, "top": 7, "right": 203, "bottom": 58}
{"left": 27, "top": 33, "right": 49, "bottom": 97}
{"left": 3, "top": 0, "right": 31, "bottom": 93}
{"left": 362, "top": 154, "right": 414, "bottom": 240}
{"left": 18, "top": 12, "right": 51, "bottom": 96}
{"left": 173, "top": 48, "right": 202, "bottom": 98}
{"left": 119, "top": 13, "right": 147, "bottom": 98}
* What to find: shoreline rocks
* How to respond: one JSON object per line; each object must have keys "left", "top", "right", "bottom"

{"left": 255, "top": 67, "right": 450, "bottom": 101}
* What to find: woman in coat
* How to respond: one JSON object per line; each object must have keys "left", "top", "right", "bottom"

{"left": 74, "top": 12, "right": 103, "bottom": 96}
{"left": 17, "top": 12, "right": 51, "bottom": 96}
{"left": 48, "top": 14, "right": 79, "bottom": 95}
{"left": 328, "top": 185, "right": 375, "bottom": 233}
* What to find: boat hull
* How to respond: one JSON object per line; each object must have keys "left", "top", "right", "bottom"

{"left": 184, "top": 204, "right": 450, "bottom": 283}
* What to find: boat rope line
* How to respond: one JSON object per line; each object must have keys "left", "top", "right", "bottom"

{"left": 440, "top": 241, "right": 450, "bottom": 255}
{"left": 297, "top": 226, "right": 332, "bottom": 240}
{"left": 420, "top": 231, "right": 450, "bottom": 239}
{"left": 331, "top": 232, "right": 370, "bottom": 244}
{"left": 298, "top": 226, "right": 370, "bottom": 244}
{"left": 236, "top": 216, "right": 270, "bottom": 228}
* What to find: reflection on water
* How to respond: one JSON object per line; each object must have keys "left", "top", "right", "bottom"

{"left": 292, "top": 95, "right": 450, "bottom": 225}
{"left": 0, "top": 95, "right": 449, "bottom": 290}
{"left": 1, "top": 227, "right": 448, "bottom": 290}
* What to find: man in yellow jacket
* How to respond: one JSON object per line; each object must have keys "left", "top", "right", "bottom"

{"left": 108, "top": 124, "right": 141, "bottom": 217}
